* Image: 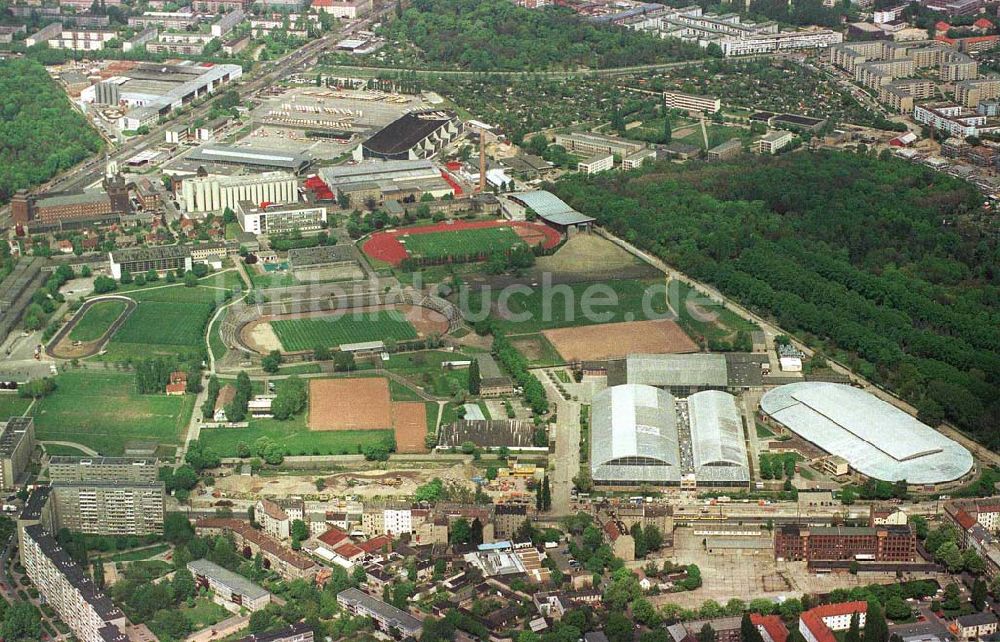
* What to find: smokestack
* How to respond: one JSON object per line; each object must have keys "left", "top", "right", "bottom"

{"left": 479, "top": 133, "right": 486, "bottom": 193}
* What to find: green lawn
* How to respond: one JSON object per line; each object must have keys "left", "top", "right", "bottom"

{"left": 402, "top": 226, "right": 525, "bottom": 261}
{"left": 127, "top": 284, "right": 229, "bottom": 305}
{"left": 482, "top": 278, "right": 670, "bottom": 334}
{"left": 199, "top": 269, "right": 246, "bottom": 291}
{"left": 69, "top": 300, "right": 128, "bottom": 342}
{"left": 248, "top": 269, "right": 301, "bottom": 290}
{"left": 32, "top": 371, "right": 194, "bottom": 455}
{"left": 199, "top": 411, "right": 393, "bottom": 457}
{"left": 384, "top": 351, "right": 470, "bottom": 397}
{"left": 106, "top": 301, "right": 214, "bottom": 360}
{"left": 43, "top": 443, "right": 91, "bottom": 456}
{"left": 208, "top": 308, "right": 227, "bottom": 362}
{"left": 670, "top": 280, "right": 759, "bottom": 343}
{"left": 271, "top": 310, "right": 418, "bottom": 352}
{"left": 0, "top": 395, "right": 32, "bottom": 419}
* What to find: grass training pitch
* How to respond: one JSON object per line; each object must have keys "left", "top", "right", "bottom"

{"left": 271, "top": 310, "right": 417, "bottom": 352}
{"left": 31, "top": 371, "right": 194, "bottom": 455}
{"left": 402, "top": 226, "right": 524, "bottom": 260}
{"left": 68, "top": 300, "right": 128, "bottom": 342}
{"left": 111, "top": 301, "right": 213, "bottom": 347}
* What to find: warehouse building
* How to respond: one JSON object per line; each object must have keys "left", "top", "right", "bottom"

{"left": 312, "top": 0, "right": 372, "bottom": 17}
{"left": 235, "top": 200, "right": 326, "bottom": 234}
{"left": 186, "top": 145, "right": 313, "bottom": 173}
{"left": 318, "top": 159, "right": 454, "bottom": 204}
{"left": 777, "top": 524, "right": 917, "bottom": 562}
{"left": 759, "top": 382, "right": 974, "bottom": 486}
{"left": 687, "top": 391, "right": 749, "bottom": 487}
{"left": 21, "top": 524, "right": 131, "bottom": 642}
{"left": 0, "top": 417, "right": 36, "bottom": 491}
{"left": 189, "top": 559, "right": 272, "bottom": 612}
{"left": 337, "top": 588, "right": 424, "bottom": 638}
{"left": 591, "top": 384, "right": 681, "bottom": 487}
{"left": 616, "top": 353, "right": 729, "bottom": 396}
{"left": 109, "top": 246, "right": 193, "bottom": 279}
{"left": 355, "top": 110, "right": 461, "bottom": 161}
{"left": 182, "top": 172, "right": 299, "bottom": 213}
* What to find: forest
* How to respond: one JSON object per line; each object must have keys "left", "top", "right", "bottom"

{"left": 0, "top": 58, "right": 104, "bottom": 204}
{"left": 552, "top": 151, "right": 1000, "bottom": 447}
{"left": 375, "top": 0, "right": 706, "bottom": 71}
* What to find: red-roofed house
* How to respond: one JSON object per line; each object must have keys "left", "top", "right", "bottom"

{"left": 334, "top": 541, "right": 365, "bottom": 563}
{"left": 318, "top": 527, "right": 349, "bottom": 548}
{"left": 753, "top": 614, "right": 789, "bottom": 642}
{"left": 359, "top": 535, "right": 392, "bottom": 555}
{"left": 973, "top": 17, "right": 993, "bottom": 30}
{"left": 800, "top": 603, "right": 868, "bottom": 642}
{"left": 166, "top": 371, "right": 188, "bottom": 395}
{"left": 936, "top": 20, "right": 952, "bottom": 33}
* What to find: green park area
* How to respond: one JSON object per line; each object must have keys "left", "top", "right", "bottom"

{"left": 68, "top": 300, "right": 128, "bottom": 342}
{"left": 31, "top": 371, "right": 194, "bottom": 455}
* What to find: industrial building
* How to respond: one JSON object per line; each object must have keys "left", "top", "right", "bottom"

{"left": 591, "top": 384, "right": 681, "bottom": 487}
{"left": 11, "top": 166, "right": 128, "bottom": 230}
{"left": 775, "top": 524, "right": 917, "bottom": 562}
{"left": 318, "top": 159, "right": 455, "bottom": 203}
{"left": 687, "top": 391, "right": 749, "bottom": 487}
{"left": 181, "top": 172, "right": 299, "bottom": 213}
{"left": 186, "top": 145, "right": 313, "bottom": 173}
{"left": 109, "top": 246, "right": 193, "bottom": 279}
{"left": 355, "top": 110, "right": 461, "bottom": 161}
{"left": 235, "top": 200, "right": 326, "bottom": 234}
{"left": 48, "top": 456, "right": 159, "bottom": 483}
{"left": 188, "top": 559, "right": 272, "bottom": 612}
{"left": 312, "top": 0, "right": 371, "bottom": 17}
{"left": 20, "top": 524, "right": 132, "bottom": 642}
{"left": 83, "top": 62, "right": 243, "bottom": 131}
{"left": 0, "top": 417, "right": 35, "bottom": 491}
{"left": 337, "top": 588, "right": 424, "bottom": 639}
{"left": 0, "top": 257, "right": 46, "bottom": 340}
{"left": 759, "top": 382, "right": 974, "bottom": 486}
{"left": 616, "top": 353, "right": 729, "bottom": 396}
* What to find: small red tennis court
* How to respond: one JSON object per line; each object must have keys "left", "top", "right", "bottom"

{"left": 362, "top": 219, "right": 561, "bottom": 266}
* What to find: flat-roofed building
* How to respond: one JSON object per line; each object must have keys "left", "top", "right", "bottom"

{"left": 109, "top": 245, "right": 192, "bottom": 279}
{"left": 617, "top": 353, "right": 729, "bottom": 396}
{"left": 21, "top": 524, "right": 131, "bottom": 642}
{"left": 48, "top": 28, "right": 115, "bottom": 50}
{"left": 662, "top": 90, "right": 721, "bottom": 114}
{"left": 755, "top": 131, "right": 794, "bottom": 154}
{"left": 0, "top": 417, "right": 35, "bottom": 491}
{"left": 622, "top": 148, "right": 657, "bottom": 170}
{"left": 554, "top": 132, "right": 647, "bottom": 157}
{"left": 956, "top": 77, "right": 1000, "bottom": 108}
{"left": 128, "top": 10, "right": 201, "bottom": 29}
{"left": 337, "top": 588, "right": 423, "bottom": 638}
{"left": 51, "top": 482, "right": 165, "bottom": 536}
{"left": 235, "top": 200, "right": 325, "bottom": 234}
{"left": 577, "top": 154, "right": 614, "bottom": 175}
{"left": 181, "top": 171, "right": 299, "bottom": 213}
{"left": 235, "top": 623, "right": 314, "bottom": 642}
{"left": 48, "top": 456, "right": 159, "bottom": 483}
{"left": 707, "top": 139, "right": 742, "bottom": 162}
{"left": 26, "top": 21, "right": 63, "bottom": 47}
{"left": 188, "top": 559, "right": 272, "bottom": 612}
{"left": 186, "top": 145, "right": 312, "bottom": 174}
{"left": 312, "top": 0, "right": 371, "bottom": 17}
{"left": 319, "top": 159, "right": 454, "bottom": 203}
{"left": 775, "top": 524, "right": 916, "bottom": 562}
{"left": 719, "top": 29, "right": 842, "bottom": 56}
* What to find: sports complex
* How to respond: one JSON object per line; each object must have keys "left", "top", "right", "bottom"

{"left": 759, "top": 382, "right": 975, "bottom": 487}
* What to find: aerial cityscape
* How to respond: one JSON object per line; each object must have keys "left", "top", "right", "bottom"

{"left": 0, "top": 0, "right": 998, "bottom": 640}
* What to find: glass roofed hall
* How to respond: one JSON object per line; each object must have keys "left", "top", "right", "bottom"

{"left": 591, "top": 384, "right": 681, "bottom": 486}
{"left": 760, "top": 382, "right": 973, "bottom": 485}
{"left": 688, "top": 390, "right": 749, "bottom": 485}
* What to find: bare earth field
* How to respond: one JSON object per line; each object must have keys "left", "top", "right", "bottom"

{"left": 308, "top": 378, "right": 393, "bottom": 430}
{"left": 391, "top": 402, "right": 428, "bottom": 454}
{"left": 542, "top": 319, "right": 698, "bottom": 361}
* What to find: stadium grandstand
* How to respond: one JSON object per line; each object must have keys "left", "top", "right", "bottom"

{"left": 502, "top": 190, "right": 595, "bottom": 232}
{"left": 759, "top": 382, "right": 974, "bottom": 486}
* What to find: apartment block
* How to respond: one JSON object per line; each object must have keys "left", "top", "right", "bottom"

{"left": 553, "top": 132, "right": 646, "bottom": 158}
{"left": 578, "top": 154, "right": 614, "bottom": 175}
{"left": 235, "top": 623, "right": 314, "bottom": 642}
{"left": 337, "top": 588, "right": 423, "bottom": 639}
{"left": 755, "top": 131, "right": 794, "bottom": 155}
{"left": 800, "top": 603, "right": 867, "bottom": 642}
{"left": 51, "top": 482, "right": 165, "bottom": 536}
{"left": 662, "top": 90, "right": 721, "bottom": 114}
{"left": 255, "top": 498, "right": 304, "bottom": 541}
{"left": 707, "top": 139, "right": 743, "bottom": 162}
{"left": 48, "top": 456, "right": 159, "bottom": 483}
{"left": 879, "top": 79, "right": 938, "bottom": 113}
{"left": 956, "top": 77, "right": 1000, "bottom": 108}
{"left": 775, "top": 525, "right": 916, "bottom": 562}
{"left": 189, "top": 559, "right": 272, "bottom": 612}
{"left": 0, "top": 417, "right": 35, "bottom": 491}
{"left": 914, "top": 103, "right": 989, "bottom": 137}
{"left": 21, "top": 524, "right": 130, "bottom": 642}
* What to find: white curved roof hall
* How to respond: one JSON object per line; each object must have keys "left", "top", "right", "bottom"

{"left": 688, "top": 390, "right": 749, "bottom": 483}
{"left": 760, "top": 382, "right": 973, "bottom": 484}
{"left": 591, "top": 384, "right": 681, "bottom": 484}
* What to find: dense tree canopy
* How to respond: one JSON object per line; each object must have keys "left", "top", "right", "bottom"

{"left": 0, "top": 58, "right": 103, "bottom": 203}
{"left": 553, "top": 151, "right": 999, "bottom": 446}
{"left": 379, "top": 0, "right": 705, "bottom": 71}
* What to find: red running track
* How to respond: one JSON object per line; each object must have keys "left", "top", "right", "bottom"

{"left": 362, "top": 219, "right": 561, "bottom": 266}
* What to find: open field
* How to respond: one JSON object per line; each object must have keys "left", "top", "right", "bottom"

{"left": 543, "top": 318, "right": 698, "bottom": 361}
{"left": 531, "top": 234, "right": 659, "bottom": 282}
{"left": 0, "top": 395, "right": 32, "bottom": 418}
{"left": 120, "top": 284, "right": 229, "bottom": 305}
{"left": 272, "top": 309, "right": 417, "bottom": 352}
{"left": 201, "top": 413, "right": 393, "bottom": 457}
{"left": 670, "top": 280, "right": 759, "bottom": 346}
{"left": 508, "top": 333, "right": 563, "bottom": 367}
{"left": 363, "top": 220, "right": 560, "bottom": 266}
{"left": 308, "top": 378, "right": 393, "bottom": 430}
{"left": 384, "top": 350, "right": 471, "bottom": 396}
{"left": 392, "top": 401, "right": 428, "bottom": 453}
{"left": 31, "top": 371, "right": 194, "bottom": 455}
{"left": 110, "top": 301, "right": 213, "bottom": 349}
{"left": 484, "top": 278, "right": 670, "bottom": 334}
{"left": 68, "top": 300, "right": 128, "bottom": 342}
